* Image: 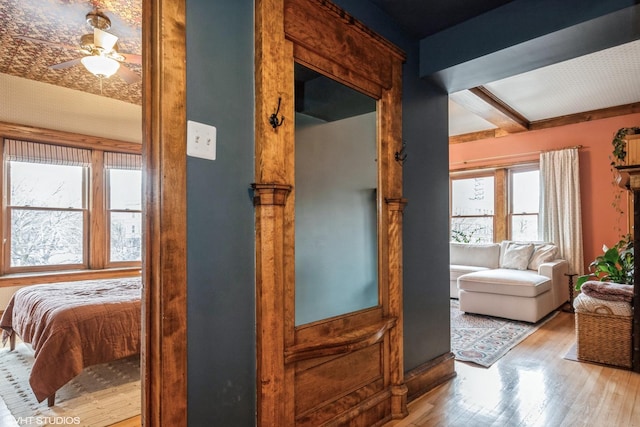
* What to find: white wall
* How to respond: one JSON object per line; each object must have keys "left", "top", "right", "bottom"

{"left": 0, "top": 74, "right": 142, "bottom": 143}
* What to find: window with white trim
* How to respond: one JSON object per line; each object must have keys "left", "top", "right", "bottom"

{"left": 450, "top": 174, "right": 495, "bottom": 243}
{"left": 509, "top": 167, "right": 540, "bottom": 241}
{"left": 450, "top": 164, "right": 540, "bottom": 243}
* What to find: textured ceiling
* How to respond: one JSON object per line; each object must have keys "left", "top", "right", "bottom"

{"left": 449, "top": 39, "right": 640, "bottom": 136}
{"left": 0, "top": 0, "right": 141, "bottom": 105}
{"left": 484, "top": 39, "right": 640, "bottom": 122}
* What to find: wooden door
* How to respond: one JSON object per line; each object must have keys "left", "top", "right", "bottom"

{"left": 254, "top": 0, "right": 407, "bottom": 425}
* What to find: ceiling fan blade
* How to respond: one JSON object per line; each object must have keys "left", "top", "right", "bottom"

{"left": 119, "top": 52, "right": 142, "bottom": 65}
{"left": 116, "top": 65, "right": 141, "bottom": 84}
{"left": 49, "top": 58, "right": 83, "bottom": 70}
{"left": 15, "top": 35, "right": 78, "bottom": 51}
{"left": 94, "top": 28, "right": 118, "bottom": 52}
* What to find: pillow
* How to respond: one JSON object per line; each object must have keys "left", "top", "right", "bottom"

{"left": 528, "top": 244, "right": 558, "bottom": 270}
{"left": 500, "top": 242, "right": 535, "bottom": 270}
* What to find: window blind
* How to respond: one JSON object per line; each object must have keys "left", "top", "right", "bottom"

{"left": 4, "top": 139, "right": 91, "bottom": 166}
{"left": 104, "top": 152, "right": 143, "bottom": 170}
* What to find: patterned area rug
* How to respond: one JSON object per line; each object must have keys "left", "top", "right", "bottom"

{"left": 0, "top": 343, "right": 140, "bottom": 427}
{"left": 451, "top": 299, "right": 557, "bottom": 367}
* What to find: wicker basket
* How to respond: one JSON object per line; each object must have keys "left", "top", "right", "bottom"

{"left": 575, "top": 308, "right": 632, "bottom": 369}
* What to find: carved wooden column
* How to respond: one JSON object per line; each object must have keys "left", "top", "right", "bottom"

{"left": 252, "top": 183, "right": 293, "bottom": 426}
{"left": 386, "top": 197, "right": 409, "bottom": 418}
{"left": 615, "top": 165, "right": 640, "bottom": 372}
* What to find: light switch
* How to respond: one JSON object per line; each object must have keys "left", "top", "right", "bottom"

{"left": 187, "top": 120, "right": 216, "bottom": 160}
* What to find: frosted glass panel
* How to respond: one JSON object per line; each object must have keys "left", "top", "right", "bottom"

{"left": 294, "top": 64, "right": 377, "bottom": 326}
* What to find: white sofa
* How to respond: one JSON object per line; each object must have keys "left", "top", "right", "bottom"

{"left": 450, "top": 241, "right": 569, "bottom": 323}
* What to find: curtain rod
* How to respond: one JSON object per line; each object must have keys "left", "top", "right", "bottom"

{"left": 450, "top": 144, "right": 584, "bottom": 166}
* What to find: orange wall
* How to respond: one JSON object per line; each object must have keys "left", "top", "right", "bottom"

{"left": 449, "top": 113, "right": 640, "bottom": 273}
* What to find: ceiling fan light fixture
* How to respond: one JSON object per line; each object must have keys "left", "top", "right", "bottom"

{"left": 81, "top": 55, "right": 120, "bottom": 78}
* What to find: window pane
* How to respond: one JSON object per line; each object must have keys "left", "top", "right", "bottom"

{"left": 109, "top": 169, "right": 142, "bottom": 210}
{"left": 451, "top": 217, "right": 493, "bottom": 243}
{"left": 512, "top": 170, "right": 539, "bottom": 214}
{"left": 452, "top": 177, "right": 494, "bottom": 216}
{"left": 10, "top": 209, "right": 83, "bottom": 266}
{"left": 110, "top": 212, "right": 142, "bottom": 262}
{"left": 10, "top": 162, "right": 83, "bottom": 208}
{"left": 511, "top": 214, "right": 539, "bottom": 241}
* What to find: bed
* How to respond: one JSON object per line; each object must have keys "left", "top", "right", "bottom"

{"left": 0, "top": 276, "right": 142, "bottom": 405}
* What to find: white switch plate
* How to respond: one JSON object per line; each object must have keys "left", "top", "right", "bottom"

{"left": 187, "top": 120, "right": 216, "bottom": 160}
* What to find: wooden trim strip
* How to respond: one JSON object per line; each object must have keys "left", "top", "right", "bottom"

{"left": 284, "top": 317, "right": 396, "bottom": 363}
{"left": 302, "top": 0, "right": 405, "bottom": 61}
{"left": 450, "top": 102, "right": 640, "bottom": 145}
{"left": 142, "top": 0, "right": 188, "bottom": 425}
{"left": 469, "top": 86, "right": 529, "bottom": 131}
{"left": 404, "top": 352, "right": 456, "bottom": 402}
{"left": 0, "top": 122, "right": 141, "bottom": 153}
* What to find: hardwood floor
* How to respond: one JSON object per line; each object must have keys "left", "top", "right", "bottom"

{"left": 3, "top": 310, "right": 639, "bottom": 426}
{"left": 385, "top": 310, "right": 640, "bottom": 427}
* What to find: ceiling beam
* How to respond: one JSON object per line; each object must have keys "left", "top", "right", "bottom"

{"left": 449, "top": 102, "right": 640, "bottom": 144}
{"left": 449, "top": 86, "right": 529, "bottom": 134}
{"left": 421, "top": 1, "right": 640, "bottom": 92}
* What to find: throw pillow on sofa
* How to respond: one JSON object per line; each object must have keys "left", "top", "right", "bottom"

{"left": 528, "top": 243, "right": 558, "bottom": 270}
{"left": 500, "top": 242, "right": 535, "bottom": 270}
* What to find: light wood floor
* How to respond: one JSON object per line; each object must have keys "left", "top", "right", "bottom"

{"left": 4, "top": 311, "right": 639, "bottom": 426}
{"left": 385, "top": 310, "right": 640, "bottom": 427}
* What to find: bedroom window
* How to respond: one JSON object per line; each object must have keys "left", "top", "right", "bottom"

{"left": 450, "top": 175, "right": 495, "bottom": 243}
{"left": 2, "top": 139, "right": 143, "bottom": 276}
{"left": 5, "top": 140, "right": 89, "bottom": 271}
{"left": 106, "top": 152, "right": 142, "bottom": 265}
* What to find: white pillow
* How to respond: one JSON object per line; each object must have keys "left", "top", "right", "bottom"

{"left": 500, "top": 243, "right": 535, "bottom": 270}
{"left": 528, "top": 244, "right": 558, "bottom": 270}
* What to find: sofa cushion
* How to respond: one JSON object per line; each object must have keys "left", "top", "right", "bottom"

{"left": 450, "top": 265, "right": 489, "bottom": 281}
{"left": 458, "top": 269, "right": 551, "bottom": 297}
{"left": 450, "top": 242, "right": 500, "bottom": 268}
{"left": 500, "top": 242, "right": 535, "bottom": 270}
{"left": 528, "top": 243, "right": 558, "bottom": 270}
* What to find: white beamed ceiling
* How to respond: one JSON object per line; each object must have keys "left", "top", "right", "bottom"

{"left": 449, "top": 39, "right": 640, "bottom": 136}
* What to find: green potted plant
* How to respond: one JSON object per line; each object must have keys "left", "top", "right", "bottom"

{"left": 576, "top": 234, "right": 634, "bottom": 290}
{"left": 611, "top": 127, "right": 640, "bottom": 166}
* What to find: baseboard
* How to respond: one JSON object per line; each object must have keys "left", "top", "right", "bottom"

{"left": 404, "top": 352, "right": 456, "bottom": 402}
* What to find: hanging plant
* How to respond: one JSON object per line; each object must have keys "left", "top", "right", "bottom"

{"left": 611, "top": 126, "right": 640, "bottom": 166}
{"left": 609, "top": 127, "right": 640, "bottom": 235}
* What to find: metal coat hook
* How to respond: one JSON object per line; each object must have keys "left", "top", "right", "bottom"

{"left": 269, "top": 97, "right": 285, "bottom": 129}
{"left": 395, "top": 141, "right": 407, "bottom": 165}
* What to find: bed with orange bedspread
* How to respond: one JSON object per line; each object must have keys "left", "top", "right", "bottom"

{"left": 0, "top": 277, "right": 141, "bottom": 404}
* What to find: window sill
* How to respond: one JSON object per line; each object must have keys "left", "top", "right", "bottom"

{"left": 0, "top": 267, "right": 142, "bottom": 288}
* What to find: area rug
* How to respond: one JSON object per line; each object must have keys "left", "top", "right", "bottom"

{"left": 0, "top": 343, "right": 140, "bottom": 427}
{"left": 451, "top": 299, "right": 557, "bottom": 367}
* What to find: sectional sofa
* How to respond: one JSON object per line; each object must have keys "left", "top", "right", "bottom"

{"left": 450, "top": 241, "right": 569, "bottom": 322}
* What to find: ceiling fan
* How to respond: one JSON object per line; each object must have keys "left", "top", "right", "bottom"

{"left": 16, "top": 9, "right": 141, "bottom": 84}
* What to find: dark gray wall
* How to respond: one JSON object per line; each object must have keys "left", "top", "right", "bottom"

{"left": 332, "top": 0, "right": 452, "bottom": 370}
{"left": 186, "top": 1, "right": 256, "bottom": 425}
{"left": 420, "top": 0, "right": 640, "bottom": 91}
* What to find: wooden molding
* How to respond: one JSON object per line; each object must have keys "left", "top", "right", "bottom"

{"left": 0, "top": 121, "right": 141, "bottom": 153}
{"left": 450, "top": 102, "right": 640, "bottom": 145}
{"left": 285, "top": 317, "right": 396, "bottom": 363}
{"left": 404, "top": 352, "right": 456, "bottom": 402}
{"left": 530, "top": 102, "right": 640, "bottom": 131}
{"left": 450, "top": 87, "right": 528, "bottom": 136}
{"left": 469, "top": 86, "right": 529, "bottom": 132}
{"left": 142, "top": 0, "right": 188, "bottom": 426}
{"left": 256, "top": 0, "right": 407, "bottom": 425}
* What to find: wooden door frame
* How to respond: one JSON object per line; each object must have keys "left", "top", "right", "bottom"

{"left": 255, "top": 0, "right": 407, "bottom": 424}
{"left": 142, "top": 0, "right": 188, "bottom": 425}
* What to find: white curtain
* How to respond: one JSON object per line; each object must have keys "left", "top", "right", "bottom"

{"left": 540, "top": 147, "right": 583, "bottom": 275}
